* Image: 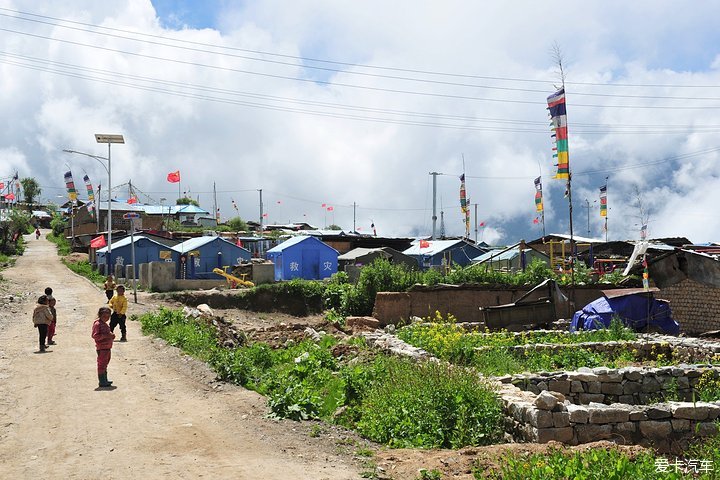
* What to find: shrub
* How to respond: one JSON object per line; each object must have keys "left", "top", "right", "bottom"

{"left": 356, "top": 358, "right": 503, "bottom": 448}
{"left": 63, "top": 260, "right": 105, "bottom": 284}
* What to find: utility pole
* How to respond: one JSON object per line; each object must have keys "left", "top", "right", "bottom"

{"left": 258, "top": 189, "right": 264, "bottom": 257}
{"left": 473, "top": 203, "right": 478, "bottom": 243}
{"left": 353, "top": 201, "right": 356, "bottom": 232}
{"left": 582, "top": 198, "right": 591, "bottom": 237}
{"left": 213, "top": 182, "right": 218, "bottom": 224}
{"left": 429, "top": 172, "right": 439, "bottom": 239}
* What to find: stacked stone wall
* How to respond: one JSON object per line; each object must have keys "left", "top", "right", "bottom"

{"left": 500, "top": 366, "right": 720, "bottom": 453}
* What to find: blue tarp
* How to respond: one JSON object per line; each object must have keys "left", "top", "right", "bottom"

{"left": 571, "top": 294, "right": 679, "bottom": 335}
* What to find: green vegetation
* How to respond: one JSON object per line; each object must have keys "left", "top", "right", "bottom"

{"left": 396, "top": 314, "right": 639, "bottom": 376}
{"left": 247, "top": 258, "right": 634, "bottom": 320}
{"left": 176, "top": 196, "right": 200, "bottom": 206}
{"left": 356, "top": 359, "right": 503, "bottom": 448}
{"left": 226, "top": 216, "right": 248, "bottom": 232}
{"left": 480, "top": 436, "right": 720, "bottom": 479}
{"left": 20, "top": 177, "right": 41, "bottom": 205}
{"left": 136, "top": 307, "right": 504, "bottom": 449}
{"left": 63, "top": 260, "right": 105, "bottom": 285}
{"left": 50, "top": 212, "right": 67, "bottom": 237}
{"left": 0, "top": 209, "right": 31, "bottom": 255}
{"left": 47, "top": 231, "right": 71, "bottom": 256}
{"left": 695, "top": 371, "right": 720, "bottom": 402}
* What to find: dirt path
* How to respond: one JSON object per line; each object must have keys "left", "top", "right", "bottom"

{"left": 0, "top": 232, "right": 362, "bottom": 479}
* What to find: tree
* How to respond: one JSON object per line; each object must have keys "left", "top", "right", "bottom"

{"left": 20, "top": 177, "right": 41, "bottom": 205}
{"left": 227, "top": 216, "right": 248, "bottom": 231}
{"left": 176, "top": 197, "right": 200, "bottom": 207}
{"left": 327, "top": 224, "right": 343, "bottom": 230}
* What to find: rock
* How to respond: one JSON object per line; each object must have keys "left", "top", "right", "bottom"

{"left": 346, "top": 316, "right": 380, "bottom": 330}
{"left": 534, "top": 391, "right": 559, "bottom": 411}
{"left": 567, "top": 404, "right": 589, "bottom": 424}
{"left": 639, "top": 420, "right": 672, "bottom": 440}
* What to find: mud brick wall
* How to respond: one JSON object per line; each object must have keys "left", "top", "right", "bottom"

{"left": 373, "top": 287, "right": 604, "bottom": 325}
{"left": 660, "top": 279, "right": 720, "bottom": 335}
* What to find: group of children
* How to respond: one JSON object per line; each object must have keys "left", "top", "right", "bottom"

{"left": 32, "top": 275, "right": 129, "bottom": 389}
{"left": 31, "top": 287, "right": 56, "bottom": 352}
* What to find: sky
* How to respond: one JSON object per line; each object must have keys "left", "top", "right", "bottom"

{"left": 2, "top": 1, "right": 720, "bottom": 245}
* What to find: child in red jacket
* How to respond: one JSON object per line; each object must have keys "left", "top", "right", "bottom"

{"left": 91, "top": 306, "right": 115, "bottom": 388}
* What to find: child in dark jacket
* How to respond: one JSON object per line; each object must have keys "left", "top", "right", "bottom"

{"left": 91, "top": 306, "right": 115, "bottom": 387}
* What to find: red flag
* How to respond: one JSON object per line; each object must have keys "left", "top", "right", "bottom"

{"left": 327, "top": 206, "right": 333, "bottom": 211}
{"left": 533, "top": 217, "right": 539, "bottom": 224}
{"left": 127, "top": 196, "right": 138, "bottom": 204}
{"left": 90, "top": 235, "right": 106, "bottom": 248}
{"left": 321, "top": 203, "right": 326, "bottom": 208}
{"left": 167, "top": 171, "right": 181, "bottom": 183}
{"left": 236, "top": 238, "right": 243, "bottom": 247}
{"left": 262, "top": 213, "right": 268, "bottom": 218}
{"left": 0, "top": 182, "right": 4, "bottom": 190}
{"left": 419, "top": 239, "right": 430, "bottom": 249}
{"left": 479, "top": 222, "right": 486, "bottom": 227}
{"left": 5, "top": 193, "right": 15, "bottom": 201}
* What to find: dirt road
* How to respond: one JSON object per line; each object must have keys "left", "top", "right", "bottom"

{"left": 0, "top": 232, "right": 362, "bottom": 479}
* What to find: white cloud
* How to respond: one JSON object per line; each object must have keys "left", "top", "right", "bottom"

{"left": 2, "top": 1, "right": 720, "bottom": 243}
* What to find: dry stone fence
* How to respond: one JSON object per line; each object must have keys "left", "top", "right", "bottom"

{"left": 363, "top": 329, "right": 720, "bottom": 453}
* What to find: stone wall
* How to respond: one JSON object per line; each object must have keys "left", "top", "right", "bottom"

{"left": 660, "top": 279, "right": 720, "bottom": 334}
{"left": 362, "top": 329, "right": 720, "bottom": 452}
{"left": 500, "top": 367, "right": 720, "bottom": 453}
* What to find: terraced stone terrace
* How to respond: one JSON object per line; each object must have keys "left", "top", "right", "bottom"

{"left": 364, "top": 325, "right": 720, "bottom": 453}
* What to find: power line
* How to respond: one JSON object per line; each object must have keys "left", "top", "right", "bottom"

{"left": 3, "top": 7, "right": 720, "bottom": 91}
{"left": 2, "top": 23, "right": 720, "bottom": 110}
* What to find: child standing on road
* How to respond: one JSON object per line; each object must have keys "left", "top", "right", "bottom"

{"left": 103, "top": 275, "right": 116, "bottom": 301}
{"left": 32, "top": 295, "right": 53, "bottom": 352}
{"left": 46, "top": 297, "right": 57, "bottom": 346}
{"left": 91, "top": 306, "right": 115, "bottom": 387}
{"left": 108, "top": 285, "right": 128, "bottom": 342}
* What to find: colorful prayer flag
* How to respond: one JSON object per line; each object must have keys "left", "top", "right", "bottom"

{"left": 231, "top": 198, "right": 239, "bottom": 212}
{"left": 533, "top": 217, "right": 540, "bottom": 224}
{"left": 167, "top": 170, "right": 180, "bottom": 183}
{"left": 547, "top": 88, "right": 569, "bottom": 180}
{"left": 64, "top": 171, "right": 78, "bottom": 201}
{"left": 599, "top": 184, "right": 608, "bottom": 217}
{"left": 459, "top": 174, "right": 470, "bottom": 235}
{"left": 371, "top": 222, "right": 377, "bottom": 236}
{"left": 534, "top": 176, "right": 543, "bottom": 213}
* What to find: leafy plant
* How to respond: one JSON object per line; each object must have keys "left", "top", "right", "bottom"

{"left": 356, "top": 358, "right": 503, "bottom": 448}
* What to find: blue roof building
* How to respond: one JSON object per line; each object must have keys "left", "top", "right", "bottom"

{"left": 171, "top": 236, "right": 251, "bottom": 279}
{"left": 403, "top": 239, "right": 487, "bottom": 269}
{"left": 266, "top": 236, "right": 338, "bottom": 281}
{"left": 96, "top": 235, "right": 174, "bottom": 276}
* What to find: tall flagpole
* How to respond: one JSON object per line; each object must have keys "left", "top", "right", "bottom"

{"left": 605, "top": 176, "right": 609, "bottom": 242}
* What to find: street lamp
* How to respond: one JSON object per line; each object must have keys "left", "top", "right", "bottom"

{"left": 63, "top": 133, "right": 124, "bottom": 274}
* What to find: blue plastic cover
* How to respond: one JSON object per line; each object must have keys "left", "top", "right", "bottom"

{"left": 571, "top": 294, "right": 679, "bottom": 334}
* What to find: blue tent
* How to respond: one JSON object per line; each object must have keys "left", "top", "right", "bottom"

{"left": 171, "top": 236, "right": 251, "bottom": 279}
{"left": 571, "top": 291, "right": 679, "bottom": 335}
{"left": 266, "top": 236, "right": 338, "bottom": 281}
{"left": 96, "top": 235, "right": 174, "bottom": 277}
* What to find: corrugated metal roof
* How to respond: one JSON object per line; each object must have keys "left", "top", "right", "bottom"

{"left": 473, "top": 248, "right": 520, "bottom": 263}
{"left": 171, "top": 235, "right": 236, "bottom": 253}
{"left": 403, "top": 239, "right": 466, "bottom": 256}
{"left": 267, "top": 235, "right": 314, "bottom": 253}
{"left": 96, "top": 235, "right": 167, "bottom": 253}
{"left": 338, "top": 247, "right": 390, "bottom": 261}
